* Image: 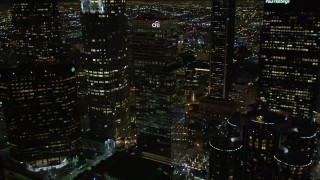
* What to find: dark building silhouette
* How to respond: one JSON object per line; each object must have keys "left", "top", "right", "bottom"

{"left": 209, "top": 137, "right": 242, "bottom": 179}
{"left": 210, "top": 0, "right": 236, "bottom": 98}
{"left": 259, "top": 0, "right": 320, "bottom": 118}
{"left": 132, "top": 14, "right": 186, "bottom": 164}
{"left": 80, "top": 0, "right": 130, "bottom": 141}
{"left": 284, "top": 126, "right": 317, "bottom": 157}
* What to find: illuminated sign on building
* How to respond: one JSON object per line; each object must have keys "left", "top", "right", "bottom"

{"left": 266, "top": 0, "right": 290, "bottom": 4}
{"left": 152, "top": 21, "right": 160, "bottom": 28}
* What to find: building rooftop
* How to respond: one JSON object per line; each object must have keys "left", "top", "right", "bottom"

{"left": 274, "top": 148, "right": 312, "bottom": 167}
{"left": 247, "top": 110, "right": 286, "bottom": 125}
{"left": 209, "top": 137, "right": 242, "bottom": 152}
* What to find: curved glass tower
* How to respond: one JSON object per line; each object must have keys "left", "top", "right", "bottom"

{"left": 2, "top": 0, "right": 81, "bottom": 171}
{"left": 81, "top": 0, "right": 129, "bottom": 140}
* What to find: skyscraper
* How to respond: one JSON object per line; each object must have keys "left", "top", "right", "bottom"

{"left": 11, "top": 0, "right": 62, "bottom": 64}
{"left": 259, "top": 0, "right": 320, "bottom": 118}
{"left": 210, "top": 0, "right": 236, "bottom": 98}
{"left": 80, "top": 0, "right": 130, "bottom": 141}
{"left": 0, "top": 64, "right": 81, "bottom": 171}
{"left": 244, "top": 110, "right": 286, "bottom": 179}
{"left": 133, "top": 14, "right": 186, "bottom": 165}
{"left": 0, "top": 0, "right": 81, "bottom": 171}
{"left": 209, "top": 137, "right": 243, "bottom": 179}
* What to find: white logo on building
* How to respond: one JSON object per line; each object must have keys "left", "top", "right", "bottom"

{"left": 152, "top": 21, "right": 160, "bottom": 28}
{"left": 266, "top": 0, "right": 290, "bottom": 4}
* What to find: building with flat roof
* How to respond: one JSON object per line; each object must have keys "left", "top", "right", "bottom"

{"left": 133, "top": 14, "right": 186, "bottom": 165}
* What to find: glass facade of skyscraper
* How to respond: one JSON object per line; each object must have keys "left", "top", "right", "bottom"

{"left": 133, "top": 15, "right": 186, "bottom": 165}
{"left": 0, "top": 64, "right": 81, "bottom": 171}
{"left": 0, "top": 0, "right": 82, "bottom": 172}
{"left": 259, "top": 0, "right": 320, "bottom": 118}
{"left": 81, "top": 0, "right": 130, "bottom": 140}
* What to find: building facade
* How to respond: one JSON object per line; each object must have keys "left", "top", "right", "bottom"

{"left": 210, "top": 0, "right": 236, "bottom": 98}
{"left": 209, "top": 137, "right": 242, "bottom": 179}
{"left": 11, "top": 0, "right": 62, "bottom": 64}
{"left": 259, "top": 0, "right": 320, "bottom": 118}
{"left": 0, "top": 64, "right": 81, "bottom": 171}
{"left": 80, "top": 0, "right": 130, "bottom": 141}
{"left": 244, "top": 111, "right": 287, "bottom": 179}
{"left": 133, "top": 14, "right": 186, "bottom": 165}
{"left": 274, "top": 149, "right": 312, "bottom": 179}
{"left": 2, "top": 0, "right": 82, "bottom": 172}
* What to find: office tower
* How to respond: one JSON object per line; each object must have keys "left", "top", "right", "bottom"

{"left": 210, "top": 0, "right": 236, "bottom": 98}
{"left": 245, "top": 110, "right": 287, "bottom": 179}
{"left": 259, "top": 0, "right": 320, "bottom": 118}
{"left": 80, "top": 0, "right": 130, "bottom": 140}
{"left": 0, "top": 64, "right": 81, "bottom": 171}
{"left": 133, "top": 14, "right": 186, "bottom": 165}
{"left": 0, "top": 0, "right": 82, "bottom": 172}
{"left": 11, "top": 0, "right": 61, "bottom": 64}
{"left": 209, "top": 137, "right": 242, "bottom": 179}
